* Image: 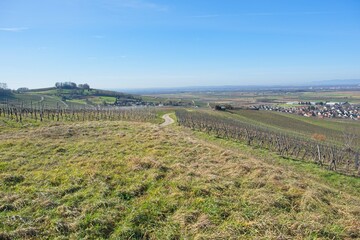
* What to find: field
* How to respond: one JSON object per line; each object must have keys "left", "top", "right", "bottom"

{"left": 1, "top": 113, "right": 360, "bottom": 239}
{"left": 145, "top": 89, "right": 360, "bottom": 107}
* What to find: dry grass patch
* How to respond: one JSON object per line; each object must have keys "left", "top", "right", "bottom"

{"left": 0, "top": 120, "right": 359, "bottom": 239}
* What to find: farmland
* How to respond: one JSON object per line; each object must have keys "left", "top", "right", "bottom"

{"left": 144, "top": 89, "right": 360, "bottom": 107}
{"left": 1, "top": 113, "right": 360, "bottom": 239}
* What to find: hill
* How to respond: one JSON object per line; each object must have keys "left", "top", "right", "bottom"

{"left": 0, "top": 87, "right": 141, "bottom": 109}
{"left": 0, "top": 86, "right": 192, "bottom": 109}
{"left": 0, "top": 115, "right": 359, "bottom": 239}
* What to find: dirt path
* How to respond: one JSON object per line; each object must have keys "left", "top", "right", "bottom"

{"left": 160, "top": 114, "right": 175, "bottom": 127}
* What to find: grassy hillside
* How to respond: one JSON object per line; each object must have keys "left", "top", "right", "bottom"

{"left": 1, "top": 117, "right": 359, "bottom": 239}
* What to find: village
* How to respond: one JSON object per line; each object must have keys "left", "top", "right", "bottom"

{"left": 250, "top": 102, "right": 360, "bottom": 120}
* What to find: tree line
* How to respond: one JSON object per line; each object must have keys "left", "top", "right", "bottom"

{"left": 55, "top": 82, "right": 90, "bottom": 90}
{"left": 175, "top": 110, "right": 360, "bottom": 176}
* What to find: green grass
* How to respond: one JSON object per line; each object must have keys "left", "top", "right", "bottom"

{"left": 89, "top": 96, "right": 117, "bottom": 105}
{"left": 67, "top": 98, "right": 89, "bottom": 105}
{"left": 1, "top": 116, "right": 360, "bottom": 239}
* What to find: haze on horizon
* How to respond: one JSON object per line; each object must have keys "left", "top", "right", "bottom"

{"left": 1, "top": 0, "right": 359, "bottom": 90}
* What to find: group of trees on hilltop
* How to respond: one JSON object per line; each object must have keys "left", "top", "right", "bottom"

{"left": 0, "top": 82, "right": 13, "bottom": 97}
{"left": 55, "top": 82, "right": 90, "bottom": 90}
{"left": 0, "top": 83, "right": 8, "bottom": 90}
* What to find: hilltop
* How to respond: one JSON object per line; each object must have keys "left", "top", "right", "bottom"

{"left": 0, "top": 115, "right": 359, "bottom": 239}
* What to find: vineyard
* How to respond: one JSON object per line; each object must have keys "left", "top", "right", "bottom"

{"left": 0, "top": 103, "right": 158, "bottom": 124}
{"left": 176, "top": 110, "right": 360, "bottom": 176}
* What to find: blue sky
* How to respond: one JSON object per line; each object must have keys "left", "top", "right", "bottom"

{"left": 1, "top": 0, "right": 359, "bottom": 89}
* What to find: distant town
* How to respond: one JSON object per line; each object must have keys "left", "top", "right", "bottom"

{"left": 250, "top": 102, "right": 360, "bottom": 120}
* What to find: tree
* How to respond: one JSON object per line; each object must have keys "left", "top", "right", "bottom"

{"left": 78, "top": 83, "right": 90, "bottom": 90}
{"left": 0, "top": 83, "right": 8, "bottom": 89}
{"left": 17, "top": 87, "right": 29, "bottom": 92}
{"left": 0, "top": 83, "right": 12, "bottom": 98}
{"left": 55, "top": 82, "right": 77, "bottom": 89}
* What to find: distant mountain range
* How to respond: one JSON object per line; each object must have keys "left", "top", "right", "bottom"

{"left": 308, "top": 79, "right": 360, "bottom": 86}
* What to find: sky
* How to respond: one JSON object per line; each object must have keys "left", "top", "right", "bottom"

{"left": 1, "top": 0, "right": 360, "bottom": 89}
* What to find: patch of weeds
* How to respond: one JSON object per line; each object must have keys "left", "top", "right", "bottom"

{"left": 0, "top": 232, "right": 11, "bottom": 240}
{"left": 12, "top": 227, "right": 39, "bottom": 239}
{"left": 60, "top": 185, "right": 82, "bottom": 197}
{"left": 154, "top": 173, "right": 166, "bottom": 181}
{"left": 117, "top": 227, "right": 148, "bottom": 239}
{"left": 184, "top": 211, "right": 200, "bottom": 224}
{"left": 272, "top": 196, "right": 292, "bottom": 212}
{"left": 177, "top": 184, "right": 191, "bottom": 192}
{"left": 79, "top": 216, "right": 116, "bottom": 239}
{"left": 56, "top": 148, "right": 67, "bottom": 153}
{"left": 3, "top": 175, "right": 25, "bottom": 186}
{"left": 118, "top": 184, "right": 150, "bottom": 201}
{"left": 317, "top": 225, "right": 345, "bottom": 239}
{"left": 118, "top": 191, "right": 134, "bottom": 201}
{"left": 0, "top": 204, "right": 16, "bottom": 212}
{"left": 54, "top": 221, "right": 71, "bottom": 235}
{"left": 194, "top": 188, "right": 211, "bottom": 197}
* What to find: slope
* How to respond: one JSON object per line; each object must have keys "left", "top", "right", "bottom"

{"left": 0, "top": 119, "right": 359, "bottom": 239}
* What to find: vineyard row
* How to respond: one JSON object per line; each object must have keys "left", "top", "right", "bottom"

{"left": 176, "top": 110, "right": 360, "bottom": 176}
{"left": 0, "top": 104, "right": 158, "bottom": 123}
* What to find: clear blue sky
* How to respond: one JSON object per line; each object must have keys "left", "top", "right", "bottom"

{"left": 1, "top": 0, "right": 359, "bottom": 89}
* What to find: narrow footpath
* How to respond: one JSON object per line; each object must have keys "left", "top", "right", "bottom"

{"left": 160, "top": 114, "right": 175, "bottom": 127}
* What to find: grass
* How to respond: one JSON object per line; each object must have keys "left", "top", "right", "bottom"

{"left": 89, "top": 96, "right": 117, "bottom": 105}
{"left": 0, "top": 117, "right": 359, "bottom": 239}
